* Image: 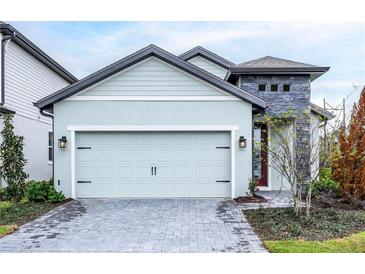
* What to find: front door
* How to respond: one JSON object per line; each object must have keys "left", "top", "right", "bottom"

{"left": 253, "top": 124, "right": 268, "bottom": 187}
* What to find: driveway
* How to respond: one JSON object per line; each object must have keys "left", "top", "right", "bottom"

{"left": 0, "top": 199, "right": 266, "bottom": 253}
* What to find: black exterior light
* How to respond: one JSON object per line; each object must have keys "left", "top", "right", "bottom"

{"left": 239, "top": 136, "right": 247, "bottom": 149}
{"left": 58, "top": 136, "right": 67, "bottom": 149}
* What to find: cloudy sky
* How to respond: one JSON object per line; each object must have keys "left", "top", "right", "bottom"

{"left": 11, "top": 21, "right": 365, "bottom": 113}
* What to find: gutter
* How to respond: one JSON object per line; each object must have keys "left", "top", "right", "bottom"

{"left": 1, "top": 31, "right": 16, "bottom": 106}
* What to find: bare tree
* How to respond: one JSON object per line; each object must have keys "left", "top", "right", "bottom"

{"left": 259, "top": 111, "right": 323, "bottom": 217}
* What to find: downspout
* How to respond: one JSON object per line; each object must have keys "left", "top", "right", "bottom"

{"left": 1, "top": 32, "right": 16, "bottom": 106}
{"left": 39, "top": 108, "right": 55, "bottom": 180}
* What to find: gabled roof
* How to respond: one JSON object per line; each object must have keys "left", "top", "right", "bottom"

{"left": 35, "top": 44, "right": 266, "bottom": 110}
{"left": 0, "top": 23, "right": 77, "bottom": 83}
{"left": 179, "top": 46, "right": 235, "bottom": 69}
{"left": 310, "top": 103, "right": 335, "bottom": 120}
{"left": 227, "top": 56, "right": 329, "bottom": 81}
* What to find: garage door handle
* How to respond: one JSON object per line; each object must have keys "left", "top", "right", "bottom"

{"left": 77, "top": 180, "right": 91, "bottom": 184}
{"left": 151, "top": 167, "right": 154, "bottom": 176}
{"left": 77, "top": 147, "right": 91, "bottom": 149}
{"left": 154, "top": 166, "right": 157, "bottom": 176}
{"left": 216, "top": 180, "right": 230, "bottom": 183}
{"left": 216, "top": 146, "right": 230, "bottom": 149}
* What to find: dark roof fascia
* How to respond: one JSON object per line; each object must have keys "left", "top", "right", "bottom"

{"left": 36, "top": 45, "right": 266, "bottom": 110}
{"left": 310, "top": 103, "right": 335, "bottom": 120}
{"left": 229, "top": 67, "right": 330, "bottom": 73}
{"left": 0, "top": 23, "right": 77, "bottom": 83}
{"left": 179, "top": 46, "right": 235, "bottom": 69}
{"left": 226, "top": 70, "right": 329, "bottom": 82}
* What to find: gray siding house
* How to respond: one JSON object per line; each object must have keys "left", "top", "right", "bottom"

{"left": 35, "top": 44, "right": 333, "bottom": 198}
{"left": 0, "top": 23, "right": 77, "bottom": 185}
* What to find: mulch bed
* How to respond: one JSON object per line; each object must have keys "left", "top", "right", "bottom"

{"left": 0, "top": 198, "right": 72, "bottom": 227}
{"left": 244, "top": 206, "right": 365, "bottom": 241}
{"left": 234, "top": 195, "right": 267, "bottom": 203}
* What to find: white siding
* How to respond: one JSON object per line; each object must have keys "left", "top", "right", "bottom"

{"left": 187, "top": 56, "right": 228, "bottom": 79}
{"left": 4, "top": 40, "right": 70, "bottom": 124}
{"left": 78, "top": 57, "right": 231, "bottom": 97}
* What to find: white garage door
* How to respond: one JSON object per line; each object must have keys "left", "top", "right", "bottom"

{"left": 75, "top": 132, "right": 231, "bottom": 198}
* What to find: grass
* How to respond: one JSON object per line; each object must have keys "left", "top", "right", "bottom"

{"left": 0, "top": 224, "right": 17, "bottom": 238}
{"left": 265, "top": 231, "right": 365, "bottom": 253}
{"left": 244, "top": 207, "right": 365, "bottom": 241}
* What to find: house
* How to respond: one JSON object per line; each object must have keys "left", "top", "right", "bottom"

{"left": 0, "top": 23, "right": 77, "bottom": 185}
{"left": 35, "top": 44, "right": 333, "bottom": 198}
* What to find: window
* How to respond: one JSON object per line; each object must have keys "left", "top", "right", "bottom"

{"left": 258, "top": 84, "right": 266, "bottom": 92}
{"left": 283, "top": 84, "right": 291, "bottom": 92}
{"left": 48, "top": 131, "right": 53, "bottom": 163}
{"left": 271, "top": 84, "right": 279, "bottom": 92}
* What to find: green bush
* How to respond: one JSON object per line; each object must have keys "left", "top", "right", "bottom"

{"left": 0, "top": 187, "right": 5, "bottom": 201}
{"left": 26, "top": 180, "right": 50, "bottom": 202}
{"left": 313, "top": 168, "right": 340, "bottom": 197}
{"left": 48, "top": 187, "right": 65, "bottom": 203}
{"left": 25, "top": 180, "right": 64, "bottom": 203}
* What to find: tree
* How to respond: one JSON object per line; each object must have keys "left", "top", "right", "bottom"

{"left": 0, "top": 114, "right": 27, "bottom": 202}
{"left": 332, "top": 87, "right": 365, "bottom": 200}
{"left": 260, "top": 110, "right": 323, "bottom": 217}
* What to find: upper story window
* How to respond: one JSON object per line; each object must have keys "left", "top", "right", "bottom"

{"left": 48, "top": 131, "right": 53, "bottom": 163}
{"left": 283, "top": 84, "right": 291, "bottom": 92}
{"left": 258, "top": 84, "right": 266, "bottom": 92}
{"left": 270, "top": 84, "right": 279, "bottom": 92}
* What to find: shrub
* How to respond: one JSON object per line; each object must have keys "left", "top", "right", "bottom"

{"left": 246, "top": 178, "right": 259, "bottom": 197}
{"left": 313, "top": 168, "right": 339, "bottom": 197}
{"left": 0, "top": 114, "right": 27, "bottom": 202}
{"left": 47, "top": 187, "right": 65, "bottom": 203}
{"left": 26, "top": 180, "right": 50, "bottom": 202}
{"left": 0, "top": 187, "right": 5, "bottom": 201}
{"left": 25, "top": 180, "right": 65, "bottom": 203}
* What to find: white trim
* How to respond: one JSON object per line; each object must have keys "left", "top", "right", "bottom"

{"left": 67, "top": 125, "right": 239, "bottom": 132}
{"left": 68, "top": 125, "right": 239, "bottom": 199}
{"left": 66, "top": 96, "right": 240, "bottom": 101}
{"left": 230, "top": 130, "right": 236, "bottom": 198}
{"left": 70, "top": 130, "right": 76, "bottom": 199}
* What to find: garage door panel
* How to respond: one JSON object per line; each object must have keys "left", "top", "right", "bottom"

{"left": 76, "top": 131, "right": 231, "bottom": 198}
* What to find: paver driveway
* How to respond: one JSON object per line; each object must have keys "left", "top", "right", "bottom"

{"left": 0, "top": 199, "right": 266, "bottom": 252}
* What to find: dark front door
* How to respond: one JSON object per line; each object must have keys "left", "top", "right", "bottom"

{"left": 253, "top": 124, "right": 268, "bottom": 187}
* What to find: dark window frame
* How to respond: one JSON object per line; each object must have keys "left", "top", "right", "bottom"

{"left": 258, "top": 83, "right": 266, "bottom": 92}
{"left": 270, "top": 84, "right": 279, "bottom": 92}
{"left": 48, "top": 131, "right": 53, "bottom": 162}
{"left": 283, "top": 84, "right": 291, "bottom": 92}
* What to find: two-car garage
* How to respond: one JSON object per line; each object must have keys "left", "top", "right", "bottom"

{"left": 75, "top": 131, "right": 232, "bottom": 198}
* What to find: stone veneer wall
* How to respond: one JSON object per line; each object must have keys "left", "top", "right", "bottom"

{"left": 240, "top": 74, "right": 311, "bottom": 184}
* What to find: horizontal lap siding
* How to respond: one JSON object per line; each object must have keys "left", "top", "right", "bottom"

{"left": 187, "top": 56, "right": 228, "bottom": 79}
{"left": 79, "top": 57, "right": 229, "bottom": 97}
{"left": 4, "top": 41, "right": 70, "bottom": 123}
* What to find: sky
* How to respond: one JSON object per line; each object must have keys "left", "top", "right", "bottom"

{"left": 10, "top": 21, "right": 365, "bottom": 116}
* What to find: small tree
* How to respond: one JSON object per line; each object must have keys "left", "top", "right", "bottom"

{"left": 0, "top": 114, "right": 27, "bottom": 202}
{"left": 260, "top": 110, "right": 323, "bottom": 217}
{"left": 332, "top": 87, "right": 365, "bottom": 201}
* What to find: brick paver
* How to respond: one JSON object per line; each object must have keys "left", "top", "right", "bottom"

{"left": 0, "top": 199, "right": 266, "bottom": 253}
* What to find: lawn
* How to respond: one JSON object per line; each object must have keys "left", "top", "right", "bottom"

{"left": 0, "top": 224, "right": 17, "bottom": 238}
{"left": 244, "top": 207, "right": 365, "bottom": 253}
{"left": 265, "top": 231, "right": 365, "bottom": 253}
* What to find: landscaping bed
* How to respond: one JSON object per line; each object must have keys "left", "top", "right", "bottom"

{"left": 234, "top": 195, "right": 267, "bottom": 203}
{"left": 0, "top": 199, "right": 71, "bottom": 228}
{"left": 244, "top": 206, "right": 365, "bottom": 241}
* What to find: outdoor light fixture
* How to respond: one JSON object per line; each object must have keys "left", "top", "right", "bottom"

{"left": 239, "top": 136, "right": 247, "bottom": 149}
{"left": 58, "top": 136, "right": 67, "bottom": 149}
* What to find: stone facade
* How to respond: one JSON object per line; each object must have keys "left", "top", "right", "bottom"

{"left": 239, "top": 74, "right": 312, "bottom": 183}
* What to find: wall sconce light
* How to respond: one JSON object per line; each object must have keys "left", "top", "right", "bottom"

{"left": 239, "top": 136, "right": 247, "bottom": 149}
{"left": 58, "top": 136, "right": 67, "bottom": 149}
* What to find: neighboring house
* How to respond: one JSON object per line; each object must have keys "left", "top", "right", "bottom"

{"left": 0, "top": 23, "right": 77, "bottom": 185}
{"left": 35, "top": 44, "right": 333, "bottom": 199}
